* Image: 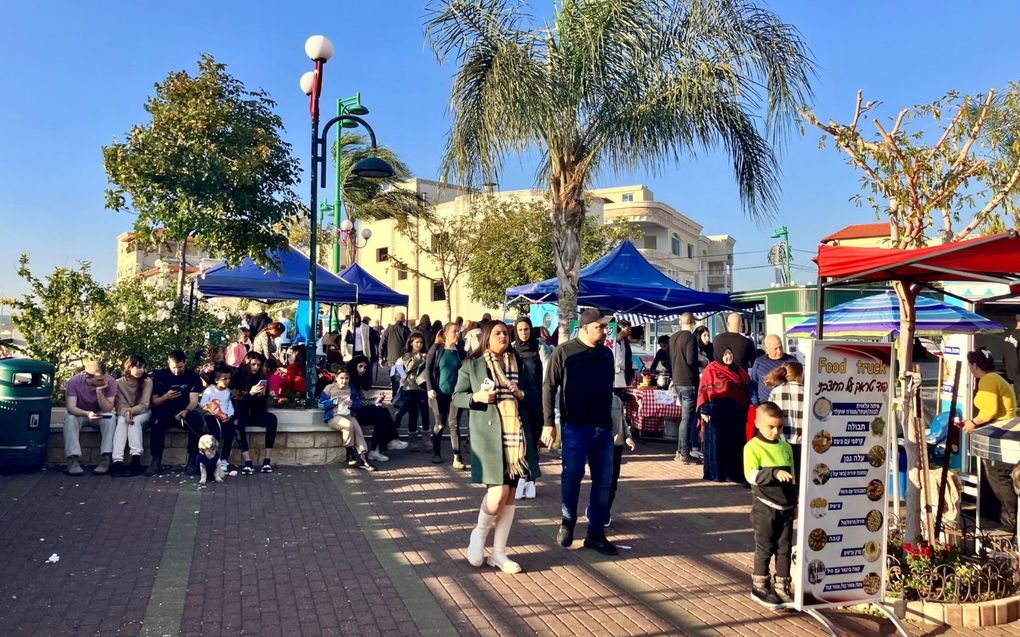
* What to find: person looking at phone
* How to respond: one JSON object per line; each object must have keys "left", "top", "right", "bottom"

{"left": 454, "top": 320, "right": 540, "bottom": 573}
{"left": 145, "top": 350, "right": 205, "bottom": 476}
{"left": 229, "top": 352, "right": 279, "bottom": 474}
{"left": 542, "top": 308, "right": 619, "bottom": 556}
{"left": 63, "top": 359, "right": 118, "bottom": 476}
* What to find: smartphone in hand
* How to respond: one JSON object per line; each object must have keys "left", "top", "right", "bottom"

{"left": 481, "top": 378, "right": 495, "bottom": 392}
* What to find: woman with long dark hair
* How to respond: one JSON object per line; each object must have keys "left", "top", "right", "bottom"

{"left": 696, "top": 346, "right": 749, "bottom": 483}
{"left": 111, "top": 354, "right": 152, "bottom": 476}
{"left": 229, "top": 352, "right": 279, "bottom": 475}
{"left": 511, "top": 316, "right": 551, "bottom": 499}
{"left": 417, "top": 314, "right": 434, "bottom": 347}
{"left": 348, "top": 355, "right": 406, "bottom": 462}
{"left": 394, "top": 331, "right": 430, "bottom": 448}
{"left": 454, "top": 320, "right": 541, "bottom": 574}
{"left": 963, "top": 349, "right": 1018, "bottom": 529}
{"left": 426, "top": 322, "right": 466, "bottom": 468}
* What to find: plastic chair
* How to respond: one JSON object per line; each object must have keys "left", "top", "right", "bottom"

{"left": 925, "top": 409, "right": 961, "bottom": 446}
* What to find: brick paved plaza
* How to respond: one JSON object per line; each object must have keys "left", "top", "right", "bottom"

{"left": 1, "top": 441, "right": 1016, "bottom": 637}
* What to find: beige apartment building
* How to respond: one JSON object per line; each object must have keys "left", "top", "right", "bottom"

{"left": 352, "top": 179, "right": 735, "bottom": 324}
{"left": 115, "top": 230, "right": 209, "bottom": 282}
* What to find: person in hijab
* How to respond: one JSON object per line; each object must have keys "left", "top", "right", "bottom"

{"left": 696, "top": 345, "right": 750, "bottom": 483}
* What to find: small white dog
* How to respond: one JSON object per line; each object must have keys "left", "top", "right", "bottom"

{"left": 197, "top": 434, "right": 225, "bottom": 484}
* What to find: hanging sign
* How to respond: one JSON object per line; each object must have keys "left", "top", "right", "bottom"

{"left": 795, "top": 340, "right": 895, "bottom": 609}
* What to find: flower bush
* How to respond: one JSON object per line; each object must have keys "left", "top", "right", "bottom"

{"left": 887, "top": 537, "right": 1012, "bottom": 602}
{"left": 3, "top": 255, "right": 236, "bottom": 386}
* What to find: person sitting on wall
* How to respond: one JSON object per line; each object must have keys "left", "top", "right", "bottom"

{"left": 63, "top": 359, "right": 118, "bottom": 476}
{"left": 145, "top": 350, "right": 206, "bottom": 477}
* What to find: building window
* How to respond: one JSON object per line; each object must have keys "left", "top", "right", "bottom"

{"left": 376, "top": 247, "right": 389, "bottom": 262}
{"left": 643, "top": 235, "right": 657, "bottom": 250}
{"left": 671, "top": 234, "right": 681, "bottom": 256}
{"left": 396, "top": 269, "right": 408, "bottom": 280}
{"left": 431, "top": 281, "right": 446, "bottom": 301}
{"left": 687, "top": 244, "right": 694, "bottom": 259}
{"left": 621, "top": 193, "right": 634, "bottom": 203}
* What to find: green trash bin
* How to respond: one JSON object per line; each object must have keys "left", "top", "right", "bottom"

{"left": 0, "top": 358, "right": 55, "bottom": 470}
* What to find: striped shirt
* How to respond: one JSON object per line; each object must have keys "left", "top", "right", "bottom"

{"left": 768, "top": 381, "right": 804, "bottom": 444}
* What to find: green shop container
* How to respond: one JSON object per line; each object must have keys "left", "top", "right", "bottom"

{"left": 0, "top": 358, "right": 55, "bottom": 470}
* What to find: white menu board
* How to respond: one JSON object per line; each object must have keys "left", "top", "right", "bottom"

{"left": 795, "top": 340, "right": 895, "bottom": 610}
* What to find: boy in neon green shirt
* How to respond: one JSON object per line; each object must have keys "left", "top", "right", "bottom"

{"left": 744, "top": 401, "right": 797, "bottom": 607}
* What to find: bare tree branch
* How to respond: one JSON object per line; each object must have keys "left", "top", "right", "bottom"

{"left": 954, "top": 161, "right": 1020, "bottom": 240}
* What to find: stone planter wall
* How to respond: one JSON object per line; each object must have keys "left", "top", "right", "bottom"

{"left": 46, "top": 407, "right": 344, "bottom": 466}
{"left": 901, "top": 595, "right": 1020, "bottom": 628}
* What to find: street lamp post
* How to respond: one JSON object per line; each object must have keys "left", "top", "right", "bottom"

{"left": 770, "top": 224, "right": 791, "bottom": 286}
{"left": 301, "top": 35, "right": 394, "bottom": 404}
{"left": 339, "top": 219, "right": 372, "bottom": 264}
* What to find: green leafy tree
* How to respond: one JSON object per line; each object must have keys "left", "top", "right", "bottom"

{"left": 2, "top": 257, "right": 234, "bottom": 384}
{"left": 103, "top": 54, "right": 303, "bottom": 300}
{"left": 388, "top": 206, "right": 476, "bottom": 322}
{"left": 332, "top": 133, "right": 429, "bottom": 265}
{"left": 800, "top": 85, "right": 1020, "bottom": 542}
{"left": 465, "top": 196, "right": 641, "bottom": 309}
{"left": 425, "top": 0, "right": 813, "bottom": 330}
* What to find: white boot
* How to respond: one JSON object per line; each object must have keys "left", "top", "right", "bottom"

{"left": 467, "top": 506, "right": 497, "bottom": 567}
{"left": 515, "top": 480, "right": 527, "bottom": 500}
{"left": 487, "top": 505, "right": 522, "bottom": 574}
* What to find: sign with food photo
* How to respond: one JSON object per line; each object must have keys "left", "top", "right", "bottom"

{"left": 794, "top": 340, "right": 895, "bottom": 609}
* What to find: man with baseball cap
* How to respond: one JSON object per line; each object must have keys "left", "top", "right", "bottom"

{"left": 542, "top": 308, "right": 618, "bottom": 555}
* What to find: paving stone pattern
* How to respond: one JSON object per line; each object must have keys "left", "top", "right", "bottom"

{"left": 1, "top": 442, "right": 1019, "bottom": 636}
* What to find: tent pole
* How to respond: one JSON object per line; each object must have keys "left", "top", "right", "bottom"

{"left": 816, "top": 277, "right": 826, "bottom": 339}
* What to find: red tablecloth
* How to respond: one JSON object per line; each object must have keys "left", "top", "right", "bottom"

{"left": 623, "top": 387, "right": 681, "bottom": 437}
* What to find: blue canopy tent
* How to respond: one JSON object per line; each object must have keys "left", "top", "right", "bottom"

{"left": 337, "top": 263, "right": 408, "bottom": 307}
{"left": 504, "top": 240, "right": 733, "bottom": 316}
{"left": 196, "top": 246, "right": 359, "bottom": 303}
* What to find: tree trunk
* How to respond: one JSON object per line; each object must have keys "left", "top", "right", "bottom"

{"left": 550, "top": 170, "right": 586, "bottom": 337}
{"left": 176, "top": 235, "right": 189, "bottom": 302}
{"left": 445, "top": 283, "right": 453, "bottom": 323}
{"left": 893, "top": 279, "right": 923, "bottom": 542}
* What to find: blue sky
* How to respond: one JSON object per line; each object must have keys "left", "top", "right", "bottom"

{"left": 2, "top": 1, "right": 1018, "bottom": 300}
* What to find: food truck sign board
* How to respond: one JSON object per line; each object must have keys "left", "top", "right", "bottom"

{"left": 795, "top": 340, "right": 895, "bottom": 610}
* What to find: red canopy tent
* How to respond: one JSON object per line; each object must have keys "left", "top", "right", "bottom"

{"left": 814, "top": 231, "right": 1020, "bottom": 333}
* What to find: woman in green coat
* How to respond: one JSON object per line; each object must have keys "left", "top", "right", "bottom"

{"left": 453, "top": 320, "right": 541, "bottom": 574}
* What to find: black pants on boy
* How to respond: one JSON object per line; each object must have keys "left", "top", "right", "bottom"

{"left": 608, "top": 445, "right": 625, "bottom": 513}
{"left": 751, "top": 499, "right": 795, "bottom": 577}
{"left": 149, "top": 410, "right": 206, "bottom": 458}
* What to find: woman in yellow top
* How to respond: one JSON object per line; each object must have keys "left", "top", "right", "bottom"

{"left": 963, "top": 349, "right": 1018, "bottom": 530}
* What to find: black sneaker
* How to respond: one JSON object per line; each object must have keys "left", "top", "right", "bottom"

{"left": 675, "top": 452, "right": 700, "bottom": 465}
{"left": 357, "top": 459, "right": 376, "bottom": 472}
{"left": 241, "top": 462, "right": 255, "bottom": 476}
{"left": 345, "top": 448, "right": 359, "bottom": 467}
{"left": 556, "top": 519, "right": 575, "bottom": 547}
{"left": 109, "top": 461, "right": 126, "bottom": 477}
{"left": 431, "top": 452, "right": 443, "bottom": 464}
{"left": 583, "top": 535, "right": 619, "bottom": 556}
{"left": 260, "top": 459, "right": 273, "bottom": 473}
{"left": 751, "top": 576, "right": 783, "bottom": 608}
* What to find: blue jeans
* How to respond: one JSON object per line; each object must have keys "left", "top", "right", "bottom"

{"left": 673, "top": 384, "right": 695, "bottom": 455}
{"left": 560, "top": 424, "right": 615, "bottom": 537}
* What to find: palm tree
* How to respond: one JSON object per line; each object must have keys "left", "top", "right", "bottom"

{"left": 332, "top": 133, "right": 428, "bottom": 264}
{"left": 425, "top": 0, "right": 814, "bottom": 327}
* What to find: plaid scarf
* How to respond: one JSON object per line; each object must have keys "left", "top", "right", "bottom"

{"left": 483, "top": 350, "right": 529, "bottom": 479}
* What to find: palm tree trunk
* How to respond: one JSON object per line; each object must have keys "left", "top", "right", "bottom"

{"left": 176, "top": 235, "right": 189, "bottom": 302}
{"left": 551, "top": 172, "right": 586, "bottom": 336}
{"left": 893, "top": 279, "right": 923, "bottom": 542}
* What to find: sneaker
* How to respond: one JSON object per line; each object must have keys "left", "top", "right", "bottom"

{"left": 219, "top": 459, "right": 229, "bottom": 474}
{"left": 431, "top": 451, "right": 443, "bottom": 464}
{"left": 451, "top": 455, "right": 467, "bottom": 471}
{"left": 515, "top": 480, "right": 527, "bottom": 500}
{"left": 346, "top": 448, "right": 359, "bottom": 467}
{"left": 556, "top": 519, "right": 575, "bottom": 547}
{"left": 128, "top": 455, "right": 143, "bottom": 476}
{"left": 260, "top": 459, "right": 273, "bottom": 473}
{"left": 523, "top": 481, "right": 536, "bottom": 499}
{"left": 604, "top": 514, "right": 612, "bottom": 529}
{"left": 675, "top": 452, "right": 700, "bottom": 465}
{"left": 357, "top": 458, "right": 376, "bottom": 472}
{"left": 751, "top": 575, "right": 783, "bottom": 608}
{"left": 367, "top": 450, "right": 389, "bottom": 463}
{"left": 109, "top": 461, "right": 126, "bottom": 477}
{"left": 387, "top": 439, "right": 409, "bottom": 451}
{"left": 583, "top": 535, "right": 619, "bottom": 556}
{"left": 241, "top": 462, "right": 255, "bottom": 476}
{"left": 93, "top": 453, "right": 112, "bottom": 475}
{"left": 66, "top": 456, "right": 84, "bottom": 476}
{"left": 690, "top": 449, "right": 703, "bottom": 460}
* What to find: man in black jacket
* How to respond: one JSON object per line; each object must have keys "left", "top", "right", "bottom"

{"left": 713, "top": 312, "right": 755, "bottom": 369}
{"left": 542, "top": 309, "right": 619, "bottom": 556}
{"left": 669, "top": 312, "right": 701, "bottom": 465}
{"left": 380, "top": 313, "right": 411, "bottom": 396}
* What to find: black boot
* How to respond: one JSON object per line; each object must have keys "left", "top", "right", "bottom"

{"left": 751, "top": 574, "right": 782, "bottom": 608}
{"left": 128, "top": 455, "right": 143, "bottom": 476}
{"left": 109, "top": 461, "right": 126, "bottom": 477}
{"left": 143, "top": 455, "right": 162, "bottom": 477}
{"left": 185, "top": 454, "right": 200, "bottom": 476}
{"left": 431, "top": 435, "right": 443, "bottom": 463}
